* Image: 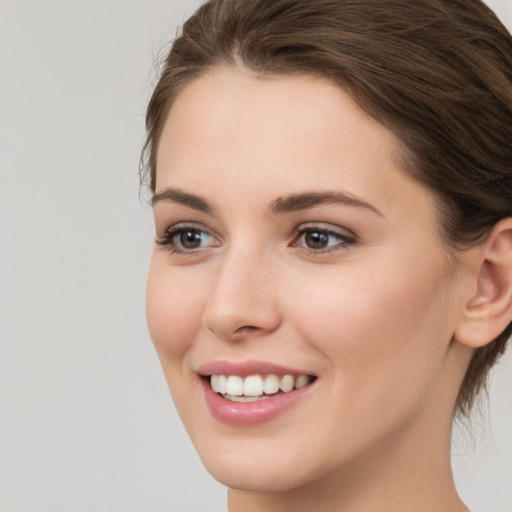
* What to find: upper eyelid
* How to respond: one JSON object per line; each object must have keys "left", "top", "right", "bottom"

{"left": 294, "top": 222, "right": 357, "bottom": 238}
{"left": 158, "top": 221, "right": 213, "bottom": 236}
{"left": 294, "top": 228, "right": 355, "bottom": 244}
{"left": 156, "top": 221, "right": 358, "bottom": 247}
{"left": 164, "top": 225, "right": 215, "bottom": 239}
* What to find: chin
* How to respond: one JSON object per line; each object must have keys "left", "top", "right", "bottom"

{"left": 190, "top": 432, "right": 329, "bottom": 493}
{"left": 201, "top": 455, "right": 314, "bottom": 492}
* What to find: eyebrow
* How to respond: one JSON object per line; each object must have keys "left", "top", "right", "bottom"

{"left": 270, "top": 191, "right": 382, "bottom": 216}
{"left": 151, "top": 187, "right": 214, "bottom": 214}
{"left": 151, "top": 187, "right": 382, "bottom": 217}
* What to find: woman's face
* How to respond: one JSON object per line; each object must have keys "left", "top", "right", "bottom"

{"left": 147, "top": 69, "right": 473, "bottom": 492}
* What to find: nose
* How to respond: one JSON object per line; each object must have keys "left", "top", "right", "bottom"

{"left": 202, "top": 247, "right": 281, "bottom": 342}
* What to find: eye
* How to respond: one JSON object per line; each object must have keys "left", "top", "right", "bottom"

{"left": 293, "top": 225, "right": 356, "bottom": 253}
{"left": 156, "top": 225, "right": 219, "bottom": 253}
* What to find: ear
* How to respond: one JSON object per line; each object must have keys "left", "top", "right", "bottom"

{"left": 454, "top": 218, "right": 512, "bottom": 348}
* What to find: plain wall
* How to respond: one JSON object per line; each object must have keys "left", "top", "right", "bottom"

{"left": 1, "top": 1, "right": 511, "bottom": 511}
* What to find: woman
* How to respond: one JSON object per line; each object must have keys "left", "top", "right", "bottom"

{"left": 141, "top": 1, "right": 512, "bottom": 510}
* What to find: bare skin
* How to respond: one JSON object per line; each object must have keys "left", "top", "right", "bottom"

{"left": 147, "top": 67, "right": 512, "bottom": 512}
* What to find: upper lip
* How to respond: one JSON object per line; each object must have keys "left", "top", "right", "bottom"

{"left": 197, "top": 359, "right": 316, "bottom": 378}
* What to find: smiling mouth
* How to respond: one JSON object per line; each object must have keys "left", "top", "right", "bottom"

{"left": 208, "top": 374, "right": 316, "bottom": 402}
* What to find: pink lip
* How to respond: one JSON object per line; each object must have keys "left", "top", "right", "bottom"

{"left": 201, "top": 379, "right": 313, "bottom": 426}
{"left": 197, "top": 359, "right": 315, "bottom": 378}
{"left": 197, "top": 360, "right": 316, "bottom": 426}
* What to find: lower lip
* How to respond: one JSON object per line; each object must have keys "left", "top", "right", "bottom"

{"left": 201, "top": 378, "right": 313, "bottom": 426}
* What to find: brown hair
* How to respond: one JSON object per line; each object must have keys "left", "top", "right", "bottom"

{"left": 140, "top": 0, "right": 512, "bottom": 417}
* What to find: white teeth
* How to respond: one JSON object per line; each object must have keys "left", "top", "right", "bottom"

{"left": 279, "top": 375, "right": 295, "bottom": 393}
{"left": 226, "top": 375, "right": 244, "bottom": 396}
{"left": 225, "top": 395, "right": 270, "bottom": 403}
{"left": 218, "top": 375, "right": 227, "bottom": 394}
{"left": 295, "top": 375, "right": 310, "bottom": 389}
{"left": 209, "top": 373, "right": 313, "bottom": 398}
{"left": 263, "top": 374, "right": 280, "bottom": 395}
{"left": 210, "top": 375, "right": 220, "bottom": 392}
{"left": 243, "top": 375, "right": 264, "bottom": 397}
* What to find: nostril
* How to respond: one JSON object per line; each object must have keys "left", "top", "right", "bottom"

{"left": 235, "top": 325, "right": 259, "bottom": 333}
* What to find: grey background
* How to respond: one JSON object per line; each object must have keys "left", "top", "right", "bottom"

{"left": 0, "top": 1, "right": 511, "bottom": 511}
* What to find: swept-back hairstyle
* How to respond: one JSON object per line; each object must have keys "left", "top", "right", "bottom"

{"left": 141, "top": 0, "right": 512, "bottom": 417}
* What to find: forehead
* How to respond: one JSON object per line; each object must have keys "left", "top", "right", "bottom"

{"left": 155, "top": 68, "right": 439, "bottom": 234}
{"left": 157, "top": 69, "right": 398, "bottom": 182}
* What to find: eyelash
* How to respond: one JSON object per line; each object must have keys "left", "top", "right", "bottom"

{"left": 292, "top": 225, "right": 356, "bottom": 255}
{"left": 155, "top": 224, "right": 357, "bottom": 255}
{"left": 155, "top": 224, "right": 218, "bottom": 254}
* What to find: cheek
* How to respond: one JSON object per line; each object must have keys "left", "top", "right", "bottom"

{"left": 146, "top": 259, "right": 206, "bottom": 364}
{"left": 284, "top": 254, "right": 453, "bottom": 392}
{"left": 274, "top": 257, "right": 455, "bottom": 456}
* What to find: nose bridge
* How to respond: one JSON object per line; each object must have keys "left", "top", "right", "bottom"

{"left": 202, "top": 238, "right": 280, "bottom": 340}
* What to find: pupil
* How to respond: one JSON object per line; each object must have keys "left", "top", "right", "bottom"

{"left": 305, "top": 231, "right": 328, "bottom": 249}
{"left": 180, "top": 230, "right": 202, "bottom": 248}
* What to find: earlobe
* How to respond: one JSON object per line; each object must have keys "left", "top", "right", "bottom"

{"left": 455, "top": 218, "right": 512, "bottom": 348}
